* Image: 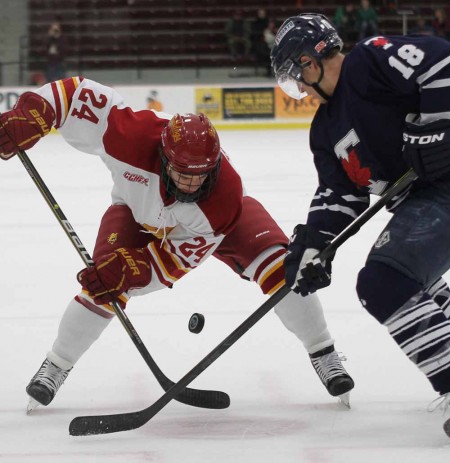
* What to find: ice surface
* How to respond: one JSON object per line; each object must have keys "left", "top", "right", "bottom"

{"left": 0, "top": 129, "right": 449, "bottom": 462}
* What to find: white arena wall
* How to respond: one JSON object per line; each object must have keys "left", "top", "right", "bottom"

{"left": 0, "top": 81, "right": 317, "bottom": 130}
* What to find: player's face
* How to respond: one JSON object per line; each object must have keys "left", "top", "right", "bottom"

{"left": 166, "top": 166, "right": 208, "bottom": 193}
{"left": 276, "top": 56, "right": 327, "bottom": 102}
{"left": 298, "top": 60, "right": 329, "bottom": 103}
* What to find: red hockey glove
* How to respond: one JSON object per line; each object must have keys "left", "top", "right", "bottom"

{"left": 77, "top": 247, "right": 152, "bottom": 305}
{"left": 0, "top": 92, "right": 55, "bottom": 160}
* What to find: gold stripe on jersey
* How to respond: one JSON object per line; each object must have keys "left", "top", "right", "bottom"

{"left": 56, "top": 77, "right": 81, "bottom": 125}
{"left": 257, "top": 255, "right": 284, "bottom": 288}
{"left": 256, "top": 254, "right": 286, "bottom": 295}
{"left": 161, "top": 239, "right": 192, "bottom": 273}
{"left": 71, "top": 76, "right": 80, "bottom": 89}
{"left": 148, "top": 241, "right": 178, "bottom": 284}
{"left": 58, "top": 80, "right": 69, "bottom": 120}
{"left": 143, "top": 223, "right": 176, "bottom": 240}
{"left": 148, "top": 240, "right": 189, "bottom": 284}
{"left": 267, "top": 278, "right": 285, "bottom": 295}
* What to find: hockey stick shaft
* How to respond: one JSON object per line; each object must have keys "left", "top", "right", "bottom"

{"left": 319, "top": 169, "right": 418, "bottom": 261}
{"left": 69, "top": 284, "right": 291, "bottom": 435}
{"left": 17, "top": 150, "right": 229, "bottom": 410}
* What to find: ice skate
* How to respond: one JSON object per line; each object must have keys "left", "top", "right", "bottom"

{"left": 428, "top": 392, "right": 450, "bottom": 438}
{"left": 26, "top": 359, "right": 71, "bottom": 414}
{"left": 310, "top": 345, "right": 354, "bottom": 408}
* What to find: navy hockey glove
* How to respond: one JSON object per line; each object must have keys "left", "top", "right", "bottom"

{"left": 284, "top": 224, "right": 334, "bottom": 297}
{"left": 403, "top": 119, "right": 450, "bottom": 182}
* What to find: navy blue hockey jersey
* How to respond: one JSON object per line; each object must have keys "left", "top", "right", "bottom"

{"left": 307, "top": 35, "right": 450, "bottom": 237}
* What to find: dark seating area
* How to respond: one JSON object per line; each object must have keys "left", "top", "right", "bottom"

{"left": 27, "top": 0, "right": 449, "bottom": 75}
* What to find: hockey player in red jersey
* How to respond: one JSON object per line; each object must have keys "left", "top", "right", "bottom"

{"left": 0, "top": 77, "right": 353, "bottom": 412}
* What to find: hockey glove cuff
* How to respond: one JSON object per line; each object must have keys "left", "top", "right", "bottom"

{"left": 284, "top": 224, "right": 334, "bottom": 296}
{"left": 77, "top": 247, "right": 152, "bottom": 305}
{"left": 0, "top": 92, "right": 55, "bottom": 160}
{"left": 403, "top": 119, "right": 450, "bottom": 182}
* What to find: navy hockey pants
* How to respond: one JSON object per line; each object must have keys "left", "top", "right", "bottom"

{"left": 367, "top": 181, "right": 450, "bottom": 287}
{"left": 357, "top": 181, "right": 450, "bottom": 394}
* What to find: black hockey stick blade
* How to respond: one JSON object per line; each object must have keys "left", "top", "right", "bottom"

{"left": 69, "top": 285, "right": 291, "bottom": 436}
{"left": 319, "top": 169, "right": 418, "bottom": 262}
{"left": 70, "top": 385, "right": 230, "bottom": 435}
{"left": 70, "top": 410, "right": 153, "bottom": 436}
{"left": 156, "top": 381, "right": 229, "bottom": 409}
{"left": 17, "top": 150, "right": 229, "bottom": 410}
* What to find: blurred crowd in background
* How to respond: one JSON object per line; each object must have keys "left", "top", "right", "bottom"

{"left": 27, "top": 0, "right": 450, "bottom": 85}
{"left": 222, "top": 0, "right": 450, "bottom": 77}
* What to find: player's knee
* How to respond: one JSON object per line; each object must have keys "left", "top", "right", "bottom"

{"left": 356, "top": 260, "right": 421, "bottom": 323}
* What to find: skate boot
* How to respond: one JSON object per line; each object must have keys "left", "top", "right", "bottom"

{"left": 26, "top": 358, "right": 72, "bottom": 413}
{"left": 310, "top": 345, "right": 355, "bottom": 407}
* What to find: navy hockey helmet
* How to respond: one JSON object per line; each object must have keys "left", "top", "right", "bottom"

{"left": 270, "top": 13, "right": 343, "bottom": 99}
{"left": 160, "top": 113, "right": 222, "bottom": 203}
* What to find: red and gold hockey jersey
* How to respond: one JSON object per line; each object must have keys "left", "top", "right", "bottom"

{"left": 36, "top": 77, "right": 243, "bottom": 297}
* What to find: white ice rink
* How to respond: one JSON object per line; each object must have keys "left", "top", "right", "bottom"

{"left": 1, "top": 129, "right": 449, "bottom": 462}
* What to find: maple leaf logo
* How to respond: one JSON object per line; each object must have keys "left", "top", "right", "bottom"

{"left": 341, "top": 149, "right": 372, "bottom": 187}
{"left": 372, "top": 37, "right": 389, "bottom": 48}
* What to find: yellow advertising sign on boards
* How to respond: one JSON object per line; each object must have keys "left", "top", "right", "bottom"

{"left": 274, "top": 87, "right": 320, "bottom": 118}
{"left": 222, "top": 88, "right": 274, "bottom": 119}
{"left": 195, "top": 88, "right": 223, "bottom": 120}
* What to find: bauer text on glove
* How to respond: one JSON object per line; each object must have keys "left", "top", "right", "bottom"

{"left": 77, "top": 247, "right": 152, "bottom": 305}
{"left": 0, "top": 92, "right": 55, "bottom": 160}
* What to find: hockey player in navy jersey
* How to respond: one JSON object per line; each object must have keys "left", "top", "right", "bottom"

{"left": 271, "top": 13, "right": 450, "bottom": 436}
{"left": 0, "top": 77, "right": 354, "bottom": 413}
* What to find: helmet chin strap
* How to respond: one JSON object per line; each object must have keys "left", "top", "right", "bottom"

{"left": 302, "top": 62, "right": 331, "bottom": 101}
{"left": 312, "top": 83, "right": 331, "bottom": 101}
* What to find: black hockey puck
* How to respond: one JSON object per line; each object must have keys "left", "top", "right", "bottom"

{"left": 188, "top": 313, "right": 205, "bottom": 333}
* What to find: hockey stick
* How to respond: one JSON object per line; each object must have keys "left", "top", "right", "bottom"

{"left": 17, "top": 149, "right": 230, "bottom": 410}
{"left": 69, "top": 284, "right": 291, "bottom": 435}
{"left": 68, "top": 168, "right": 418, "bottom": 436}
